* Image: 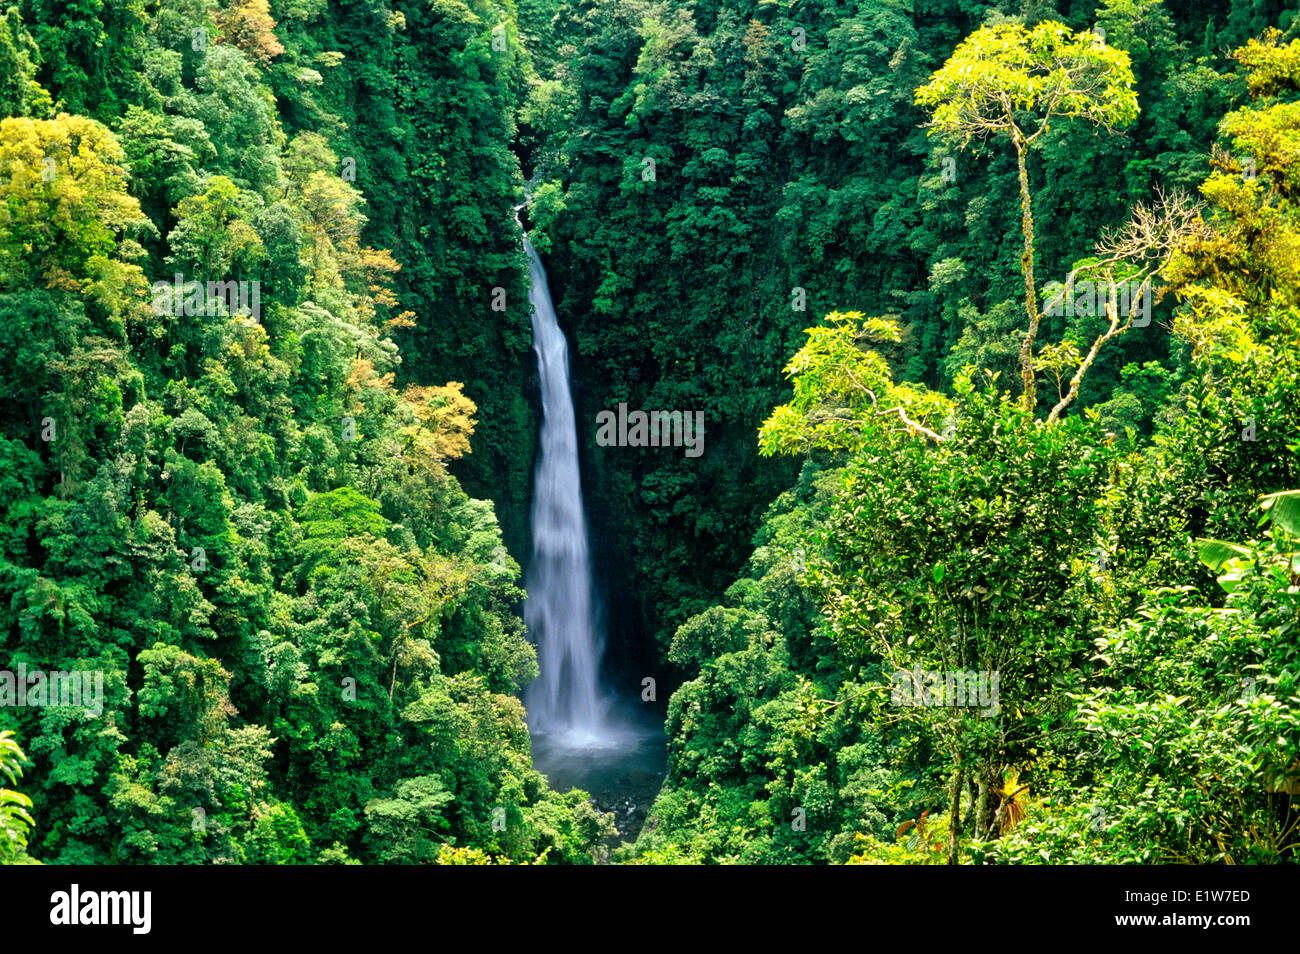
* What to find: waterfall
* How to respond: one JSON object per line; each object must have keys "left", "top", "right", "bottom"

{"left": 520, "top": 224, "right": 610, "bottom": 745}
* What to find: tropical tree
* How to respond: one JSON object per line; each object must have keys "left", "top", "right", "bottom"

{"left": 808, "top": 372, "right": 1113, "bottom": 863}
{"left": 916, "top": 21, "right": 1140, "bottom": 409}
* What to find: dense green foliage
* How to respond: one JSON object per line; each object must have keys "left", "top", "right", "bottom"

{"left": 632, "top": 19, "right": 1300, "bottom": 864}
{"left": 2, "top": 0, "right": 1299, "bottom": 867}
{"left": 0, "top": 730, "right": 34, "bottom": 863}
{"left": 527, "top": 0, "right": 1297, "bottom": 654}
{"left": 0, "top": 0, "right": 614, "bottom": 864}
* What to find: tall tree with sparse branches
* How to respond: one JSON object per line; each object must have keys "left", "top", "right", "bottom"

{"left": 916, "top": 21, "right": 1140, "bottom": 411}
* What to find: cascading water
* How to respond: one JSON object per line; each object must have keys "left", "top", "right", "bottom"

{"left": 520, "top": 225, "right": 611, "bottom": 745}
{"left": 517, "top": 203, "right": 666, "bottom": 837}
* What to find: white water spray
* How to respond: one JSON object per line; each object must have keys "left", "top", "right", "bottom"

{"left": 519, "top": 215, "right": 611, "bottom": 746}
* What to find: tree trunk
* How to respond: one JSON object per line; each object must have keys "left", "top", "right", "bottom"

{"left": 947, "top": 763, "right": 966, "bottom": 865}
{"left": 976, "top": 767, "right": 998, "bottom": 840}
{"left": 962, "top": 774, "right": 978, "bottom": 831}
{"left": 1014, "top": 137, "right": 1040, "bottom": 411}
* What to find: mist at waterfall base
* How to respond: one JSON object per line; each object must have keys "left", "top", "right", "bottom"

{"left": 519, "top": 226, "right": 665, "bottom": 813}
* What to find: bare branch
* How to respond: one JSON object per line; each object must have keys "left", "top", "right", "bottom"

{"left": 1046, "top": 190, "right": 1207, "bottom": 420}
{"left": 863, "top": 388, "right": 945, "bottom": 442}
